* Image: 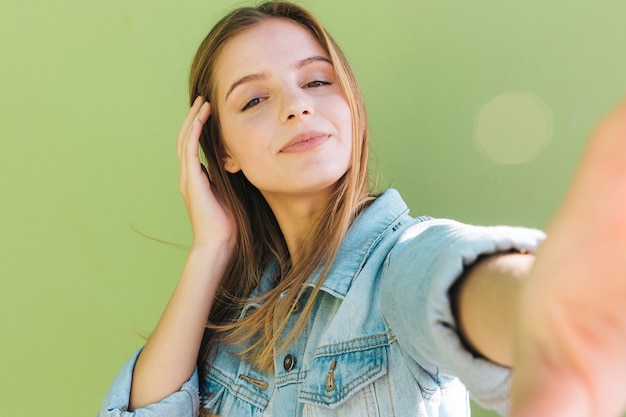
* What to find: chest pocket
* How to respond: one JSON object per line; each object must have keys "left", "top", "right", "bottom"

{"left": 202, "top": 357, "right": 272, "bottom": 416}
{"left": 298, "top": 334, "right": 390, "bottom": 414}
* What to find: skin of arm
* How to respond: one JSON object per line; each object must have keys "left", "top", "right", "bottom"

{"left": 129, "top": 98, "right": 236, "bottom": 410}
{"left": 129, "top": 243, "right": 232, "bottom": 410}
{"left": 451, "top": 252, "right": 535, "bottom": 367}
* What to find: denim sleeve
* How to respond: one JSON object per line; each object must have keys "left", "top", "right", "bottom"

{"left": 97, "top": 348, "right": 200, "bottom": 417}
{"left": 380, "top": 218, "right": 545, "bottom": 415}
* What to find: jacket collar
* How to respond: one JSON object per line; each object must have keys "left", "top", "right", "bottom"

{"left": 247, "top": 188, "right": 409, "bottom": 306}
{"left": 306, "top": 188, "right": 409, "bottom": 299}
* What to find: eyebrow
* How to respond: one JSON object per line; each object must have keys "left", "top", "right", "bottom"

{"left": 224, "top": 55, "right": 333, "bottom": 102}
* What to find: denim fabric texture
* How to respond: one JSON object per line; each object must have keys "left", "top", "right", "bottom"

{"left": 98, "top": 189, "right": 545, "bottom": 417}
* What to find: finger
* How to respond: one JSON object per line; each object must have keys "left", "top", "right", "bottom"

{"left": 553, "top": 99, "right": 626, "bottom": 230}
{"left": 176, "top": 96, "right": 205, "bottom": 157}
{"left": 183, "top": 101, "right": 211, "bottom": 167}
{"left": 200, "top": 163, "right": 209, "bottom": 179}
{"left": 181, "top": 96, "right": 204, "bottom": 136}
{"left": 178, "top": 97, "right": 207, "bottom": 194}
{"left": 177, "top": 96, "right": 204, "bottom": 159}
{"left": 179, "top": 101, "right": 212, "bottom": 198}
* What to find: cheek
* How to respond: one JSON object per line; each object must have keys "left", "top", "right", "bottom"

{"left": 333, "top": 96, "right": 352, "bottom": 129}
{"left": 219, "top": 116, "right": 246, "bottom": 156}
{"left": 338, "top": 102, "right": 355, "bottom": 168}
{"left": 220, "top": 117, "right": 270, "bottom": 165}
{"left": 335, "top": 100, "right": 354, "bottom": 147}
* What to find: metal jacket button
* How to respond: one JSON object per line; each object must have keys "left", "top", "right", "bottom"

{"left": 283, "top": 354, "right": 296, "bottom": 371}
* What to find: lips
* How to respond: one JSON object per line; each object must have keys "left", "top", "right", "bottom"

{"left": 279, "top": 131, "right": 330, "bottom": 153}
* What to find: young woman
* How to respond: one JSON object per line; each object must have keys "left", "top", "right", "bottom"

{"left": 98, "top": 2, "right": 626, "bottom": 416}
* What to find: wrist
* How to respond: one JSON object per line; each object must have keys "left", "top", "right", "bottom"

{"left": 188, "top": 238, "right": 235, "bottom": 264}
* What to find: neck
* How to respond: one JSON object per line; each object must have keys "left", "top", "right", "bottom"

{"left": 262, "top": 191, "right": 330, "bottom": 264}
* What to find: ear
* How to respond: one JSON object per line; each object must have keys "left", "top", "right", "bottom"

{"left": 217, "top": 143, "right": 241, "bottom": 173}
{"left": 222, "top": 156, "right": 241, "bottom": 173}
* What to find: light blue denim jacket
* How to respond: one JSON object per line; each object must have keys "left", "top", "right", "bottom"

{"left": 99, "top": 189, "right": 545, "bottom": 417}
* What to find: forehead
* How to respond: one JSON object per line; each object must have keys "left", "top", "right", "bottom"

{"left": 214, "top": 18, "right": 329, "bottom": 97}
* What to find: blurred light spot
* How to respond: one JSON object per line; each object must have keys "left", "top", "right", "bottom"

{"left": 474, "top": 92, "right": 553, "bottom": 164}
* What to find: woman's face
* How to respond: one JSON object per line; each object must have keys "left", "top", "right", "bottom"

{"left": 214, "top": 18, "right": 353, "bottom": 205}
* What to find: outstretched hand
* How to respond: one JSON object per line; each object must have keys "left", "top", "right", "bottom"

{"left": 511, "top": 100, "right": 626, "bottom": 417}
{"left": 176, "top": 96, "right": 236, "bottom": 249}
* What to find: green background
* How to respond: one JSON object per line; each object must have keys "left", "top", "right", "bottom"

{"left": 1, "top": 1, "right": 625, "bottom": 416}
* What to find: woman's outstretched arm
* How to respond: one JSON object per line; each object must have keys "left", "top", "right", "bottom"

{"left": 129, "top": 97, "right": 236, "bottom": 410}
{"left": 454, "top": 99, "right": 626, "bottom": 417}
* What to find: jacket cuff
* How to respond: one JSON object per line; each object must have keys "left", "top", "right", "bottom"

{"left": 98, "top": 348, "right": 200, "bottom": 417}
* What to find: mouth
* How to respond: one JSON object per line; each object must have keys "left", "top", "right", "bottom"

{"left": 280, "top": 131, "right": 330, "bottom": 153}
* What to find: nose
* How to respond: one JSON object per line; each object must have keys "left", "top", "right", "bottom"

{"left": 287, "top": 107, "right": 311, "bottom": 120}
{"left": 282, "top": 89, "right": 313, "bottom": 121}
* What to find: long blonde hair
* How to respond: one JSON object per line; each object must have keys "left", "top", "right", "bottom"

{"left": 190, "top": 1, "right": 374, "bottom": 377}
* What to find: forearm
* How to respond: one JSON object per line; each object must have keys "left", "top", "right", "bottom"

{"left": 129, "top": 243, "right": 232, "bottom": 410}
{"left": 452, "top": 252, "right": 534, "bottom": 367}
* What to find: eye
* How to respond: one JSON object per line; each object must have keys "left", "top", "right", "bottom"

{"left": 305, "top": 80, "right": 332, "bottom": 88}
{"left": 241, "top": 97, "right": 265, "bottom": 111}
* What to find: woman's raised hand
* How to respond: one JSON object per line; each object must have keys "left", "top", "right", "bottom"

{"left": 176, "top": 96, "right": 236, "bottom": 249}
{"left": 130, "top": 97, "right": 237, "bottom": 410}
{"left": 511, "top": 101, "right": 626, "bottom": 417}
